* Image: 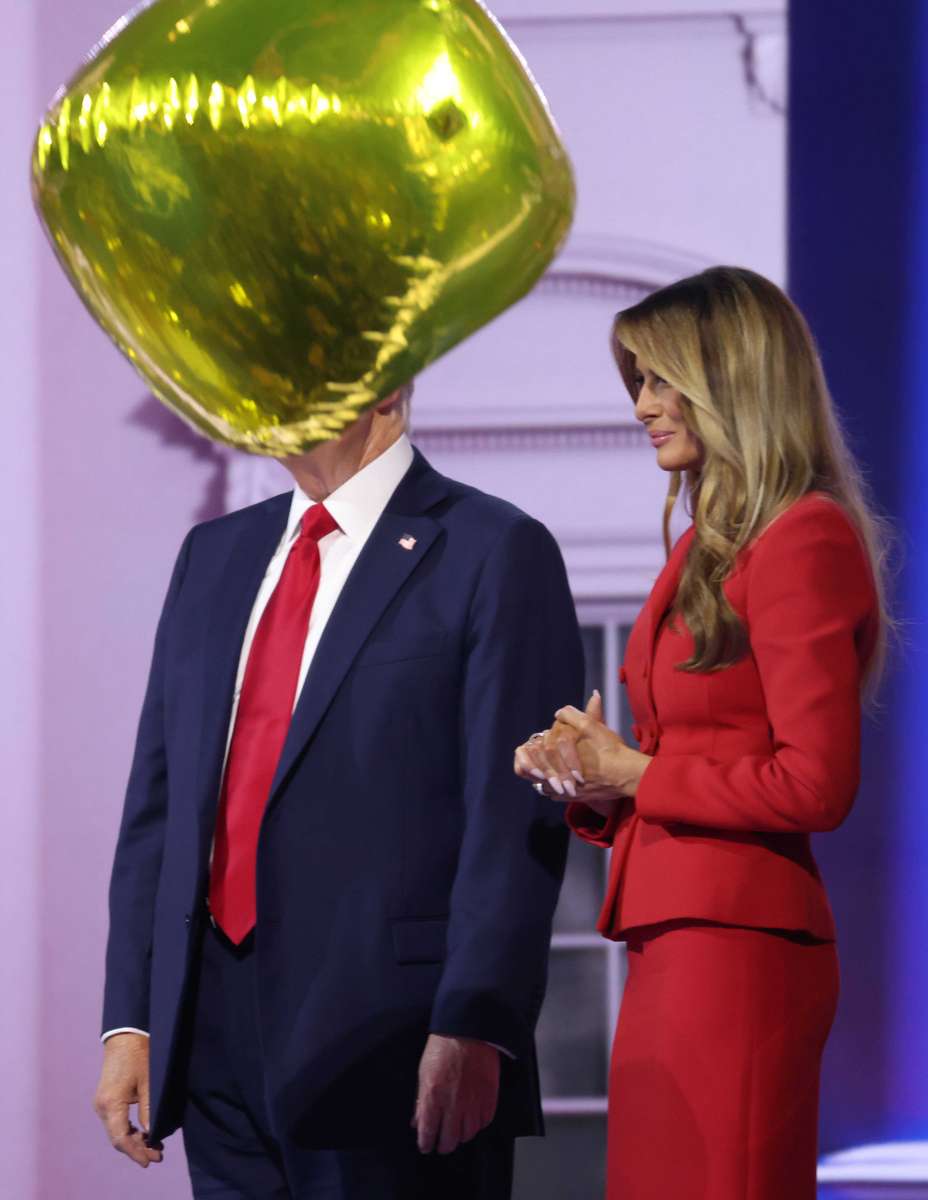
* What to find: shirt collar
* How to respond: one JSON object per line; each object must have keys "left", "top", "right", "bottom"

{"left": 282, "top": 433, "right": 415, "bottom": 547}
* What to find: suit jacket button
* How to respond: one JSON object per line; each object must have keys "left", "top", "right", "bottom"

{"left": 184, "top": 914, "right": 191, "bottom": 927}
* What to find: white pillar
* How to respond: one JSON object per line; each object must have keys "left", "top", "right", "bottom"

{"left": 0, "top": 2, "right": 41, "bottom": 1196}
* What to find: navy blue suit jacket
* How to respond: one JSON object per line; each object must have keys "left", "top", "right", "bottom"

{"left": 103, "top": 449, "right": 584, "bottom": 1147}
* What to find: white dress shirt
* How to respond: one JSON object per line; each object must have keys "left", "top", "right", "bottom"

{"left": 223, "top": 433, "right": 415, "bottom": 758}
{"left": 103, "top": 435, "right": 415, "bottom": 1043}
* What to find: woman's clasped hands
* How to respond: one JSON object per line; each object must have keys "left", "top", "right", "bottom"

{"left": 513, "top": 691, "right": 652, "bottom": 818}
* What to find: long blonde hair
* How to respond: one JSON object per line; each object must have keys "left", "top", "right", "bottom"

{"left": 613, "top": 266, "right": 893, "bottom": 689}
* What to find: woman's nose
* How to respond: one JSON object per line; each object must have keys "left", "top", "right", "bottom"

{"left": 634, "top": 386, "right": 658, "bottom": 422}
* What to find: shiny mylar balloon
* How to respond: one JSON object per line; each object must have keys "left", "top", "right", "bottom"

{"left": 32, "top": 0, "right": 574, "bottom": 455}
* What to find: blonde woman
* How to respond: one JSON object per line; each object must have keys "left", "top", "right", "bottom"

{"left": 515, "top": 267, "right": 890, "bottom": 1199}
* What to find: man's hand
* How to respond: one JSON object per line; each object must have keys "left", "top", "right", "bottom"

{"left": 412, "top": 1034, "right": 500, "bottom": 1155}
{"left": 93, "top": 1033, "right": 163, "bottom": 1168}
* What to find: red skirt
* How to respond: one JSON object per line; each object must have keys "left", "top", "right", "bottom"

{"left": 607, "top": 921, "right": 839, "bottom": 1200}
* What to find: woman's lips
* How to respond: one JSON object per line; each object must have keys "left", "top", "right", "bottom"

{"left": 649, "top": 430, "right": 675, "bottom": 446}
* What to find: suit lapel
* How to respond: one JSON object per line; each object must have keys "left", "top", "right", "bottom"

{"left": 267, "top": 452, "right": 450, "bottom": 803}
{"left": 642, "top": 525, "right": 695, "bottom": 667}
{"left": 195, "top": 494, "right": 290, "bottom": 834}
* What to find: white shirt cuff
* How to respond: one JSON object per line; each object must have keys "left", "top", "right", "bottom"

{"left": 483, "top": 1041, "right": 515, "bottom": 1060}
{"left": 99, "top": 1027, "right": 512, "bottom": 1060}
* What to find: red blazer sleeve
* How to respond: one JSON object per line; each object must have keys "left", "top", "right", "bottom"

{"left": 635, "top": 502, "right": 877, "bottom": 834}
{"left": 565, "top": 800, "right": 625, "bottom": 847}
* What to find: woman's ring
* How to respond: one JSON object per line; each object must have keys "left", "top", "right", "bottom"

{"left": 533, "top": 781, "right": 548, "bottom": 796}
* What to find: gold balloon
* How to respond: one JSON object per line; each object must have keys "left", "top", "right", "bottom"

{"left": 32, "top": 0, "right": 575, "bottom": 455}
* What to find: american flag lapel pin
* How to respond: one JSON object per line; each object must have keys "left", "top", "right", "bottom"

{"left": 399, "top": 534, "right": 417, "bottom": 551}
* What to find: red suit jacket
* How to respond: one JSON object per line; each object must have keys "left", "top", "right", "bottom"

{"left": 567, "top": 493, "right": 879, "bottom": 941}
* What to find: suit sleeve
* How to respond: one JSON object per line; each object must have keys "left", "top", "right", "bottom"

{"left": 101, "top": 529, "right": 194, "bottom": 1035}
{"left": 429, "top": 517, "right": 585, "bottom": 1059}
{"left": 635, "top": 504, "right": 876, "bottom": 834}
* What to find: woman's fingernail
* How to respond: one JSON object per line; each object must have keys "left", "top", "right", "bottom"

{"left": 572, "top": 770, "right": 586, "bottom": 784}
{"left": 548, "top": 776, "right": 564, "bottom": 796}
{"left": 563, "top": 778, "right": 577, "bottom": 798}
{"left": 531, "top": 769, "right": 546, "bottom": 781}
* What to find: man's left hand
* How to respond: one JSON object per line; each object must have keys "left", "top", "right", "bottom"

{"left": 412, "top": 1034, "right": 500, "bottom": 1154}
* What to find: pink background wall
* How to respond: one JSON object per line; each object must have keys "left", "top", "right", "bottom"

{"left": 21, "top": 6, "right": 219, "bottom": 1195}
{"left": 3, "top": 1, "right": 41, "bottom": 1195}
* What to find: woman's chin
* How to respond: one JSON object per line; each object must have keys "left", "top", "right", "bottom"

{"left": 655, "top": 449, "right": 684, "bottom": 472}
{"left": 655, "top": 446, "right": 700, "bottom": 473}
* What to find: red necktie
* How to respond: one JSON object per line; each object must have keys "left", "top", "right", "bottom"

{"left": 209, "top": 504, "right": 338, "bottom": 944}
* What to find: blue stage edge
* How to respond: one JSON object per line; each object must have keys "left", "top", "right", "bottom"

{"left": 791, "top": 0, "right": 928, "bottom": 1171}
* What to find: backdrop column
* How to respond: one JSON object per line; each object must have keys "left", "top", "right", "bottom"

{"left": 0, "top": 2, "right": 41, "bottom": 1195}
{"left": 33, "top": 0, "right": 220, "bottom": 1192}
{"left": 790, "top": 0, "right": 928, "bottom": 1150}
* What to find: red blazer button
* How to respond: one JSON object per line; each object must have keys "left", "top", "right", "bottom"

{"left": 632, "top": 723, "right": 643, "bottom": 743}
{"left": 618, "top": 667, "right": 628, "bottom": 685}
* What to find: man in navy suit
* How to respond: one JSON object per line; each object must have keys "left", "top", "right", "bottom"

{"left": 93, "top": 384, "right": 583, "bottom": 1199}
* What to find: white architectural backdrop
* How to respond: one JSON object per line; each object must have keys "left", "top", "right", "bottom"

{"left": 3, "top": 2, "right": 786, "bottom": 1197}
{"left": 232, "top": 0, "right": 788, "bottom": 599}
{"left": 226, "top": 10, "right": 787, "bottom": 1193}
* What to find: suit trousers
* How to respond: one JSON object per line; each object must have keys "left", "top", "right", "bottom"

{"left": 607, "top": 920, "right": 839, "bottom": 1200}
{"left": 180, "top": 922, "right": 515, "bottom": 1200}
